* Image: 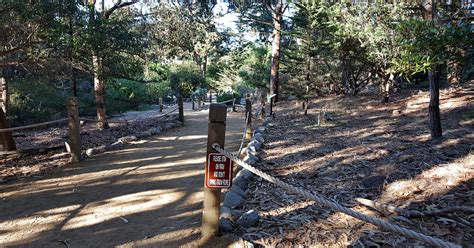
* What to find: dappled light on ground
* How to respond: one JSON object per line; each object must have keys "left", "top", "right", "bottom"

{"left": 237, "top": 83, "right": 473, "bottom": 246}
{"left": 0, "top": 110, "right": 245, "bottom": 247}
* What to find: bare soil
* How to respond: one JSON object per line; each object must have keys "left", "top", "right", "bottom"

{"left": 238, "top": 83, "right": 473, "bottom": 247}
{"left": 0, "top": 108, "right": 246, "bottom": 247}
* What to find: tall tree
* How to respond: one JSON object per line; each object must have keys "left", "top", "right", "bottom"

{"left": 87, "top": 0, "right": 138, "bottom": 129}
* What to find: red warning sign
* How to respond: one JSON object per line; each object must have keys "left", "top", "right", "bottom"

{"left": 205, "top": 153, "right": 233, "bottom": 188}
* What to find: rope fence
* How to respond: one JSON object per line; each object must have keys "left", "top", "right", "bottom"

{"left": 0, "top": 118, "right": 68, "bottom": 133}
{"left": 0, "top": 105, "right": 179, "bottom": 133}
{"left": 212, "top": 143, "right": 460, "bottom": 248}
{"left": 79, "top": 105, "right": 179, "bottom": 124}
{"left": 236, "top": 111, "right": 250, "bottom": 157}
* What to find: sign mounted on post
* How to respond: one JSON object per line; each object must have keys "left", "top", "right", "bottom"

{"left": 205, "top": 153, "right": 233, "bottom": 188}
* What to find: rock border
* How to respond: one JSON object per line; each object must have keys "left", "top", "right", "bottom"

{"left": 219, "top": 116, "right": 273, "bottom": 234}
{"left": 83, "top": 114, "right": 183, "bottom": 157}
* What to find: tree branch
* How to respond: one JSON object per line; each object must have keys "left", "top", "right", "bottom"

{"left": 103, "top": 0, "right": 138, "bottom": 19}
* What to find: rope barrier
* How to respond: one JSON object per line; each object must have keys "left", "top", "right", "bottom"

{"left": 236, "top": 111, "right": 250, "bottom": 157}
{"left": 0, "top": 118, "right": 68, "bottom": 133}
{"left": 79, "top": 106, "right": 179, "bottom": 124}
{"left": 212, "top": 144, "right": 460, "bottom": 248}
{"left": 217, "top": 99, "right": 234, "bottom": 104}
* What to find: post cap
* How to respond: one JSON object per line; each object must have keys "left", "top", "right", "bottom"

{"left": 209, "top": 104, "right": 227, "bottom": 122}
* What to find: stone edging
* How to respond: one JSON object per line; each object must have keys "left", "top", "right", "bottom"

{"left": 219, "top": 116, "right": 273, "bottom": 234}
{"left": 83, "top": 114, "right": 183, "bottom": 157}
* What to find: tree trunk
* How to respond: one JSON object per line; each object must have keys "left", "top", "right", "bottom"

{"left": 1, "top": 76, "right": 8, "bottom": 114}
{"left": 341, "top": 56, "right": 353, "bottom": 94}
{"left": 380, "top": 73, "right": 393, "bottom": 103}
{"left": 92, "top": 54, "right": 109, "bottom": 129}
{"left": 202, "top": 52, "right": 208, "bottom": 80}
{"left": 0, "top": 108, "right": 16, "bottom": 151}
{"left": 270, "top": 2, "right": 283, "bottom": 103}
{"left": 428, "top": 69, "right": 442, "bottom": 138}
{"left": 447, "top": 59, "right": 461, "bottom": 87}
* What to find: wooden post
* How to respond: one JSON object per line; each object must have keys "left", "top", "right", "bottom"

{"left": 67, "top": 97, "right": 81, "bottom": 163}
{"left": 428, "top": 69, "right": 442, "bottom": 138}
{"left": 232, "top": 94, "right": 236, "bottom": 112}
{"left": 304, "top": 99, "right": 309, "bottom": 116}
{"left": 159, "top": 97, "right": 163, "bottom": 113}
{"left": 268, "top": 96, "right": 273, "bottom": 117}
{"left": 178, "top": 95, "right": 184, "bottom": 123}
{"left": 202, "top": 104, "right": 227, "bottom": 238}
{"left": 245, "top": 98, "right": 252, "bottom": 141}
{"left": 0, "top": 108, "right": 16, "bottom": 151}
{"left": 192, "top": 100, "right": 195, "bottom": 110}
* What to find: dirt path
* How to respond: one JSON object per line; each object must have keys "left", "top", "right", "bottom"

{"left": 0, "top": 105, "right": 245, "bottom": 248}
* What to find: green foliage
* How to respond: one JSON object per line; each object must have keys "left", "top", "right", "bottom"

{"left": 9, "top": 80, "right": 68, "bottom": 125}
{"left": 393, "top": 18, "right": 473, "bottom": 77}
{"left": 191, "top": 87, "right": 207, "bottom": 101}
{"left": 168, "top": 63, "right": 206, "bottom": 97}
{"left": 145, "top": 81, "right": 171, "bottom": 103}
{"left": 216, "top": 92, "right": 236, "bottom": 103}
{"left": 146, "top": 63, "right": 170, "bottom": 82}
{"left": 238, "top": 45, "right": 271, "bottom": 89}
{"left": 106, "top": 78, "right": 147, "bottom": 111}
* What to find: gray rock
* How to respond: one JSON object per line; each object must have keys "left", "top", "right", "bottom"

{"left": 118, "top": 136, "right": 137, "bottom": 144}
{"left": 85, "top": 145, "right": 106, "bottom": 156}
{"left": 245, "top": 154, "right": 260, "bottom": 162}
{"left": 111, "top": 141, "right": 123, "bottom": 148}
{"left": 230, "top": 186, "right": 246, "bottom": 198}
{"left": 288, "top": 95, "right": 298, "bottom": 101}
{"left": 253, "top": 133, "right": 264, "bottom": 143}
{"left": 163, "top": 123, "right": 174, "bottom": 130}
{"left": 243, "top": 156, "right": 258, "bottom": 165}
{"left": 219, "top": 218, "right": 235, "bottom": 233}
{"left": 232, "top": 176, "right": 250, "bottom": 191}
{"left": 246, "top": 148, "right": 259, "bottom": 156}
{"left": 361, "top": 175, "right": 386, "bottom": 189}
{"left": 138, "top": 130, "right": 152, "bottom": 138}
{"left": 257, "top": 126, "right": 266, "bottom": 133}
{"left": 248, "top": 140, "right": 262, "bottom": 150}
{"left": 220, "top": 206, "right": 232, "bottom": 219}
{"left": 236, "top": 210, "right": 260, "bottom": 228}
{"left": 235, "top": 169, "right": 253, "bottom": 181}
{"left": 223, "top": 191, "right": 245, "bottom": 208}
{"left": 247, "top": 145, "right": 257, "bottom": 153}
{"left": 152, "top": 126, "right": 163, "bottom": 134}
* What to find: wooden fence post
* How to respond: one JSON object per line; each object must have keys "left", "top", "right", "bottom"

{"left": 178, "top": 96, "right": 184, "bottom": 123}
{"left": 268, "top": 96, "right": 273, "bottom": 117}
{"left": 232, "top": 94, "right": 236, "bottom": 112}
{"left": 192, "top": 100, "right": 195, "bottom": 110}
{"left": 202, "top": 104, "right": 227, "bottom": 238}
{"left": 67, "top": 97, "right": 81, "bottom": 163}
{"left": 159, "top": 97, "right": 163, "bottom": 113}
{"left": 304, "top": 99, "right": 309, "bottom": 116}
{"left": 0, "top": 108, "right": 16, "bottom": 151}
{"left": 245, "top": 98, "right": 252, "bottom": 141}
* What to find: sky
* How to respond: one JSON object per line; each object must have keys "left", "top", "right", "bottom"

{"left": 98, "top": 0, "right": 240, "bottom": 32}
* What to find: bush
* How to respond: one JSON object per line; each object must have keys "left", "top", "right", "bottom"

{"left": 106, "top": 78, "right": 147, "bottom": 112}
{"left": 217, "top": 91, "right": 237, "bottom": 104}
{"left": 168, "top": 62, "right": 205, "bottom": 97}
{"left": 145, "top": 81, "right": 171, "bottom": 103}
{"left": 9, "top": 79, "right": 68, "bottom": 125}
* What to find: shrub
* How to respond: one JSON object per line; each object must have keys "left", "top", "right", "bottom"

{"left": 168, "top": 62, "right": 205, "bottom": 97}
